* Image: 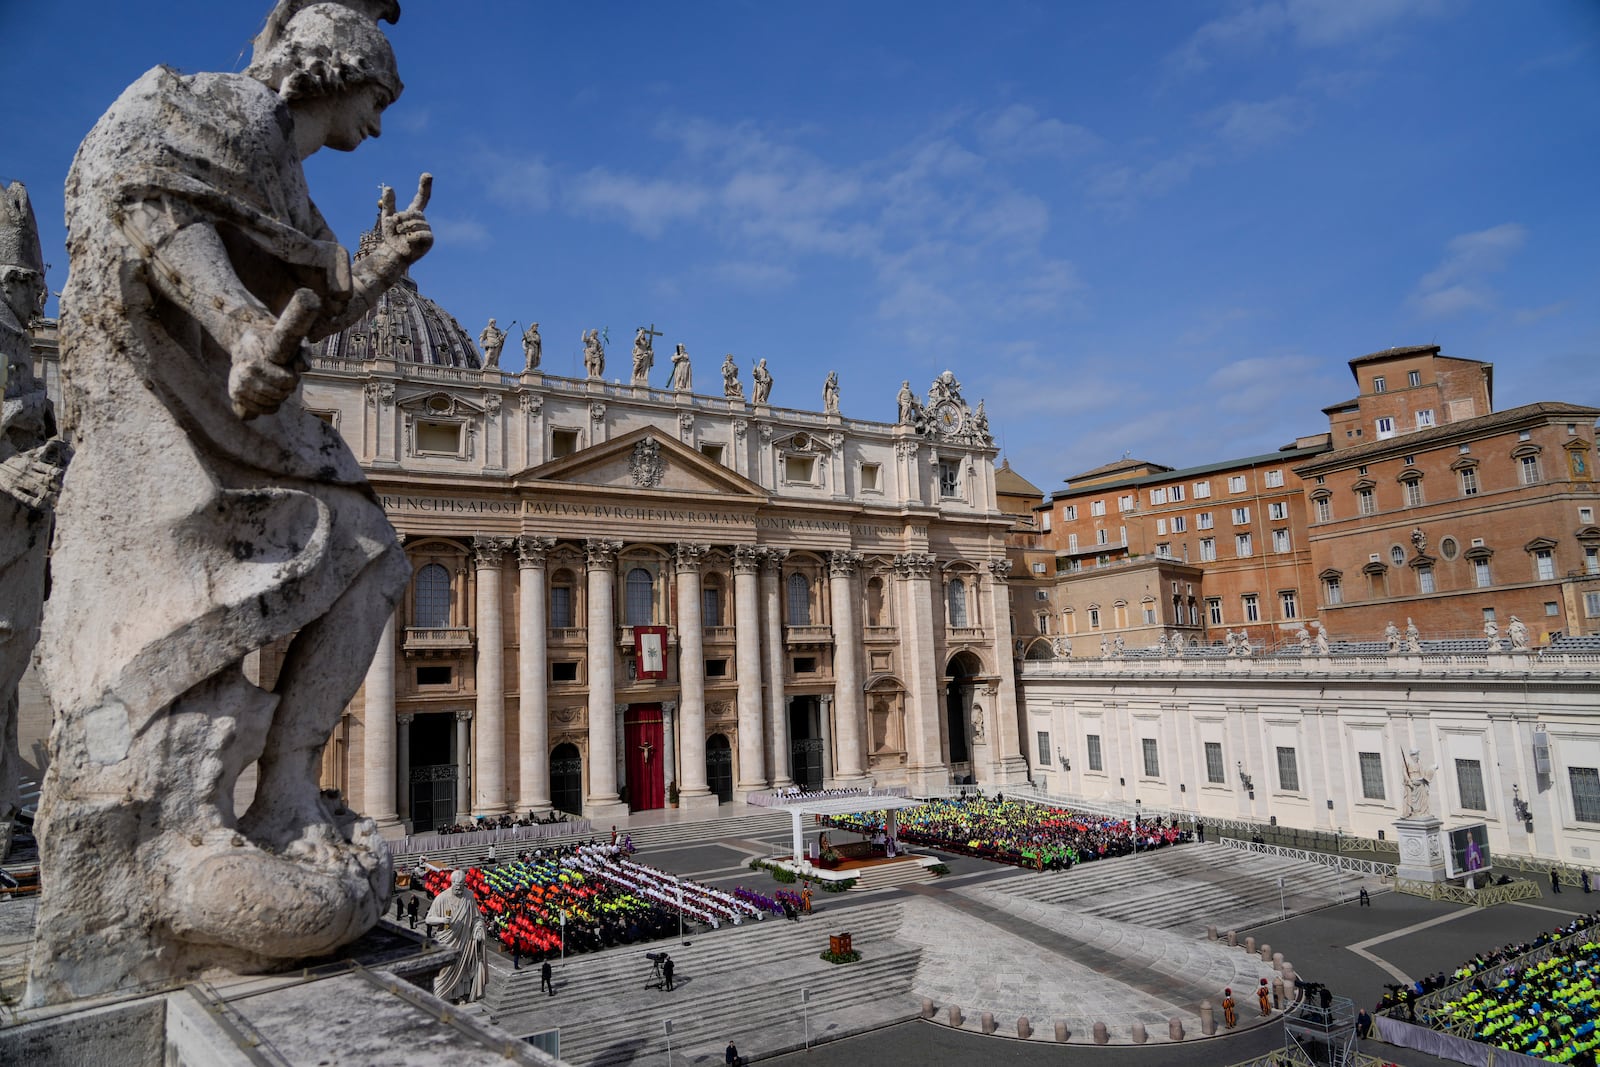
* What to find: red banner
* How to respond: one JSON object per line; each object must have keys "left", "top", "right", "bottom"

{"left": 633, "top": 625, "right": 669, "bottom": 680}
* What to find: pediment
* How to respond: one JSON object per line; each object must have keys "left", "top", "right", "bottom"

{"left": 517, "top": 426, "right": 768, "bottom": 498}
{"left": 396, "top": 389, "right": 486, "bottom": 418}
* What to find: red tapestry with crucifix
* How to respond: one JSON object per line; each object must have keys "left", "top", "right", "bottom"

{"left": 623, "top": 704, "right": 665, "bottom": 811}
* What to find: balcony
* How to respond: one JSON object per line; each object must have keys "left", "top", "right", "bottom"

{"left": 548, "top": 627, "right": 586, "bottom": 645}
{"left": 403, "top": 627, "right": 472, "bottom": 652}
{"left": 703, "top": 626, "right": 737, "bottom": 643}
{"left": 863, "top": 626, "right": 897, "bottom": 642}
{"left": 784, "top": 625, "right": 834, "bottom": 646}
{"left": 948, "top": 626, "right": 987, "bottom": 641}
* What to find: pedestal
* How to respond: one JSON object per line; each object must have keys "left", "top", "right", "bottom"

{"left": 1394, "top": 815, "right": 1447, "bottom": 883}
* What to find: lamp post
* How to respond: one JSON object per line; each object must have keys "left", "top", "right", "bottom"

{"left": 1134, "top": 798, "right": 1141, "bottom": 855}
{"left": 663, "top": 1018, "right": 673, "bottom": 1066}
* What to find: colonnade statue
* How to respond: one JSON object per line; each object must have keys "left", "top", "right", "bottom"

{"left": 26, "top": 0, "right": 432, "bottom": 1005}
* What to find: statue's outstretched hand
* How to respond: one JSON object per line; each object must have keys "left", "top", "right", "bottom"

{"left": 379, "top": 173, "right": 433, "bottom": 266}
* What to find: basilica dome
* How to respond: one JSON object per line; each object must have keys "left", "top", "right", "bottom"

{"left": 313, "top": 228, "right": 480, "bottom": 369}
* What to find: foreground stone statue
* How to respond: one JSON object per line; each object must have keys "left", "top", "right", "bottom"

{"left": 1, "top": 181, "right": 68, "bottom": 862}
{"left": 26, "top": 0, "right": 431, "bottom": 1005}
{"left": 425, "top": 869, "right": 488, "bottom": 1003}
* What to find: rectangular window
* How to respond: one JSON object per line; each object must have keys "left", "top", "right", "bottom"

{"left": 1155, "top": 518, "right": 1168, "bottom": 535}
{"left": 1197, "top": 511, "right": 1214, "bottom": 530}
{"left": 700, "top": 443, "right": 725, "bottom": 464}
{"left": 1535, "top": 549, "right": 1556, "bottom": 580}
{"left": 1037, "top": 732, "right": 1051, "bottom": 767}
{"left": 1119, "top": 494, "right": 1135, "bottom": 512}
{"left": 1455, "top": 758, "right": 1487, "bottom": 811}
{"left": 1205, "top": 742, "right": 1225, "bottom": 784}
{"left": 1171, "top": 515, "right": 1187, "bottom": 533}
{"left": 1199, "top": 538, "right": 1216, "bottom": 562}
{"left": 1228, "top": 475, "right": 1247, "bottom": 493}
{"left": 1088, "top": 607, "right": 1101, "bottom": 629}
{"left": 937, "top": 461, "right": 959, "bottom": 497}
{"left": 1243, "top": 594, "right": 1260, "bottom": 622}
{"left": 1574, "top": 768, "right": 1600, "bottom": 824}
{"left": 1580, "top": 507, "right": 1595, "bottom": 524}
{"left": 1232, "top": 507, "right": 1251, "bottom": 525}
{"left": 702, "top": 588, "right": 722, "bottom": 626}
{"left": 1280, "top": 590, "right": 1298, "bottom": 618}
{"left": 1194, "top": 481, "right": 1212, "bottom": 499}
{"left": 1142, "top": 738, "right": 1160, "bottom": 778}
{"left": 1170, "top": 485, "right": 1185, "bottom": 502}
{"left": 1156, "top": 542, "right": 1172, "bottom": 559}
{"left": 1520, "top": 455, "right": 1542, "bottom": 485}
{"left": 1376, "top": 417, "right": 1395, "bottom": 439}
{"left": 1359, "top": 752, "right": 1386, "bottom": 799}
{"left": 1314, "top": 497, "right": 1332, "bottom": 522}
{"left": 1585, "top": 592, "right": 1600, "bottom": 617}
{"left": 549, "top": 662, "right": 578, "bottom": 683}
{"left": 1459, "top": 467, "right": 1479, "bottom": 496}
{"left": 1064, "top": 504, "right": 1077, "bottom": 521}
{"left": 1324, "top": 576, "right": 1342, "bottom": 605}
{"left": 1474, "top": 559, "right": 1492, "bottom": 587}
{"left": 860, "top": 463, "right": 882, "bottom": 492}
{"left": 415, "top": 421, "right": 463, "bottom": 454}
{"left": 704, "top": 658, "right": 728, "bottom": 677}
{"left": 1095, "top": 528, "right": 1109, "bottom": 546}
{"left": 1587, "top": 547, "right": 1599, "bottom": 576}
{"left": 1143, "top": 604, "right": 1157, "bottom": 624}
{"left": 550, "top": 586, "right": 574, "bottom": 628}
{"left": 1418, "top": 566, "right": 1435, "bottom": 594}
{"left": 1090, "top": 500, "right": 1106, "bottom": 517}
{"left": 550, "top": 429, "right": 580, "bottom": 458}
{"left": 1405, "top": 480, "right": 1424, "bottom": 507}
{"left": 786, "top": 455, "right": 818, "bottom": 483}
{"left": 1416, "top": 409, "right": 1435, "bottom": 429}
{"left": 417, "top": 665, "right": 453, "bottom": 686}
{"left": 1149, "top": 488, "right": 1168, "bottom": 506}
{"left": 1357, "top": 488, "right": 1376, "bottom": 516}
{"left": 1207, "top": 598, "right": 1223, "bottom": 625}
{"left": 1068, "top": 533, "right": 1079, "bottom": 553}
{"left": 1277, "top": 747, "right": 1300, "bottom": 792}
{"left": 1545, "top": 601, "right": 1560, "bottom": 616}
{"left": 1264, "top": 470, "right": 1284, "bottom": 488}
{"left": 1236, "top": 533, "right": 1253, "bottom": 557}
{"left": 1268, "top": 502, "right": 1288, "bottom": 520}
{"left": 1408, "top": 370, "right": 1421, "bottom": 387}
{"left": 1273, "top": 529, "right": 1290, "bottom": 553}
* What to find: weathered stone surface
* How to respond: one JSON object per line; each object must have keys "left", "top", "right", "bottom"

{"left": 26, "top": 0, "right": 434, "bottom": 1006}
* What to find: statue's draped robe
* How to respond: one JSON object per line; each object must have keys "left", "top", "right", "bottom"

{"left": 426, "top": 888, "right": 488, "bottom": 1002}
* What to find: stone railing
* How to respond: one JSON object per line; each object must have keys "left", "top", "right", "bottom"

{"left": 1020, "top": 652, "right": 1600, "bottom": 677}
{"left": 402, "top": 626, "right": 472, "bottom": 650}
{"left": 703, "top": 625, "right": 737, "bottom": 642}
{"left": 1216, "top": 836, "right": 1396, "bottom": 879}
{"left": 547, "top": 627, "right": 586, "bottom": 643}
{"left": 783, "top": 625, "right": 834, "bottom": 645}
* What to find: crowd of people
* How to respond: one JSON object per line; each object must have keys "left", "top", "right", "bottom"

{"left": 823, "top": 796, "right": 1189, "bottom": 871}
{"left": 431, "top": 810, "right": 572, "bottom": 835}
{"left": 1389, "top": 910, "right": 1600, "bottom": 1064}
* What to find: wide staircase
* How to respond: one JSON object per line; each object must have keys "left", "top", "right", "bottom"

{"left": 848, "top": 860, "right": 937, "bottom": 892}
{"left": 482, "top": 899, "right": 916, "bottom": 1067}
{"left": 987, "top": 841, "right": 1372, "bottom": 934}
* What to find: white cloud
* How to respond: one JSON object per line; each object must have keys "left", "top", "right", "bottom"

{"left": 1169, "top": 0, "right": 1444, "bottom": 75}
{"left": 481, "top": 153, "right": 553, "bottom": 212}
{"left": 1410, "top": 223, "right": 1527, "bottom": 318}
{"left": 565, "top": 169, "right": 710, "bottom": 238}
{"left": 710, "top": 260, "right": 795, "bottom": 291}
{"left": 430, "top": 217, "right": 490, "bottom": 247}
{"left": 978, "top": 104, "right": 1101, "bottom": 159}
{"left": 1204, "top": 96, "right": 1307, "bottom": 148}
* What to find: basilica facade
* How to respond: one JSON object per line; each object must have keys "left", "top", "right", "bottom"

{"left": 290, "top": 272, "right": 1026, "bottom": 829}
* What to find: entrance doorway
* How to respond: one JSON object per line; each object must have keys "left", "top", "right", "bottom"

{"left": 706, "top": 733, "right": 733, "bottom": 803}
{"left": 788, "top": 696, "right": 823, "bottom": 790}
{"left": 946, "top": 652, "right": 982, "bottom": 765}
{"left": 407, "top": 712, "right": 457, "bottom": 832}
{"left": 550, "top": 743, "right": 583, "bottom": 814}
{"left": 623, "top": 704, "right": 665, "bottom": 812}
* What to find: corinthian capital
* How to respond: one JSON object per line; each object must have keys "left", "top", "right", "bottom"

{"left": 674, "top": 543, "right": 710, "bottom": 572}
{"left": 760, "top": 547, "right": 791, "bottom": 572}
{"left": 516, "top": 535, "right": 557, "bottom": 566}
{"left": 732, "top": 544, "right": 763, "bottom": 574}
{"left": 986, "top": 558, "right": 1014, "bottom": 583}
{"left": 893, "top": 552, "right": 936, "bottom": 579}
{"left": 472, "top": 536, "right": 514, "bottom": 567}
{"left": 585, "top": 538, "right": 623, "bottom": 569}
{"left": 828, "top": 550, "right": 863, "bottom": 578}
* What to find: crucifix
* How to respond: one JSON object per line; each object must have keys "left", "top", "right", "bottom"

{"left": 639, "top": 739, "right": 655, "bottom": 763}
{"left": 638, "top": 323, "right": 662, "bottom": 344}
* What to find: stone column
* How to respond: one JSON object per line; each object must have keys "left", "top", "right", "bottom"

{"left": 818, "top": 694, "right": 835, "bottom": 783}
{"left": 986, "top": 559, "right": 1029, "bottom": 785}
{"left": 674, "top": 544, "right": 715, "bottom": 807}
{"left": 661, "top": 700, "right": 677, "bottom": 797}
{"left": 761, "top": 548, "right": 794, "bottom": 788}
{"left": 454, "top": 711, "right": 472, "bottom": 818}
{"left": 472, "top": 537, "right": 512, "bottom": 815}
{"left": 396, "top": 714, "right": 413, "bottom": 827}
{"left": 895, "top": 553, "right": 945, "bottom": 793}
{"left": 585, "top": 539, "right": 624, "bottom": 811}
{"left": 361, "top": 609, "right": 400, "bottom": 828}
{"left": 829, "top": 551, "right": 867, "bottom": 781}
{"left": 516, "top": 536, "right": 555, "bottom": 814}
{"left": 733, "top": 545, "right": 766, "bottom": 791}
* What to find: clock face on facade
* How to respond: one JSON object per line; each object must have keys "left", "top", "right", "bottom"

{"left": 935, "top": 402, "right": 960, "bottom": 431}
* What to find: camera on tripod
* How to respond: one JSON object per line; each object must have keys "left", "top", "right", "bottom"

{"left": 646, "top": 951, "right": 667, "bottom": 963}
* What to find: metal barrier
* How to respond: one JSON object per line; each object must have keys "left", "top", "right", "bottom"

{"left": 1215, "top": 836, "right": 1396, "bottom": 879}
{"left": 1393, "top": 877, "right": 1541, "bottom": 907}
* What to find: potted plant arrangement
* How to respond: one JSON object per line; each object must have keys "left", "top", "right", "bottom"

{"left": 668, "top": 781, "right": 679, "bottom": 808}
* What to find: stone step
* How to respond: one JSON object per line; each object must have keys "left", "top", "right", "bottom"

{"left": 848, "top": 862, "right": 936, "bottom": 892}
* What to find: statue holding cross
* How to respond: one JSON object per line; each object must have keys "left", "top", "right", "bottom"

{"left": 632, "top": 323, "right": 661, "bottom": 386}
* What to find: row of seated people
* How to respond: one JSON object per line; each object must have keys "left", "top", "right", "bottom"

{"left": 432, "top": 809, "right": 571, "bottom": 835}
{"left": 824, "top": 796, "right": 1188, "bottom": 871}
{"left": 1434, "top": 939, "right": 1600, "bottom": 1064}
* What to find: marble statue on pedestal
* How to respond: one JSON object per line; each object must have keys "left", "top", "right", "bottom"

{"left": 1508, "top": 615, "right": 1530, "bottom": 652}
{"left": 823, "top": 370, "right": 840, "bottom": 414}
{"left": 521, "top": 321, "right": 541, "bottom": 368}
{"left": 1405, "top": 618, "right": 1422, "bottom": 654}
{"left": 424, "top": 869, "right": 488, "bottom": 1003}
{"left": 1401, "top": 748, "right": 1433, "bottom": 819}
{"left": 1, "top": 181, "right": 69, "bottom": 863}
{"left": 670, "top": 343, "right": 691, "bottom": 391}
{"left": 26, "top": 0, "right": 431, "bottom": 1006}
{"left": 752, "top": 358, "right": 772, "bottom": 404}
{"left": 583, "top": 328, "right": 605, "bottom": 378}
{"left": 477, "top": 317, "right": 506, "bottom": 367}
{"left": 631, "top": 325, "right": 658, "bottom": 386}
{"left": 722, "top": 353, "right": 743, "bottom": 400}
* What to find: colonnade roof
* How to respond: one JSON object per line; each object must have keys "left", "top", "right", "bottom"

{"left": 784, "top": 795, "right": 928, "bottom": 818}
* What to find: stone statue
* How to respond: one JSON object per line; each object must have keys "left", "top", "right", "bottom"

{"left": 1313, "top": 621, "right": 1330, "bottom": 655}
{"left": 25, "top": 0, "right": 428, "bottom": 1006}
{"left": 1296, "top": 627, "right": 1311, "bottom": 652}
{"left": 722, "top": 353, "right": 743, "bottom": 400}
{"left": 823, "top": 370, "right": 840, "bottom": 414}
{"left": 1, "top": 182, "right": 69, "bottom": 863}
{"left": 1410, "top": 527, "right": 1427, "bottom": 556}
{"left": 1385, "top": 621, "right": 1401, "bottom": 654}
{"left": 424, "top": 869, "right": 487, "bottom": 1003}
{"left": 1112, "top": 634, "right": 1125, "bottom": 658}
{"left": 477, "top": 317, "right": 505, "bottom": 368}
{"left": 1052, "top": 636, "right": 1070, "bottom": 658}
{"left": 1401, "top": 747, "right": 1433, "bottom": 819}
{"left": 752, "top": 358, "right": 772, "bottom": 404}
{"left": 1099, "top": 635, "right": 1109, "bottom": 658}
{"left": 1156, "top": 631, "right": 1170, "bottom": 655}
{"left": 897, "top": 380, "right": 918, "bottom": 425}
{"left": 1405, "top": 618, "right": 1422, "bottom": 653}
{"left": 521, "top": 321, "right": 541, "bottom": 368}
{"left": 669, "top": 343, "right": 692, "bottom": 391}
{"left": 631, "top": 325, "right": 655, "bottom": 386}
{"left": 1508, "top": 615, "right": 1531, "bottom": 652}
{"left": 970, "top": 704, "right": 985, "bottom": 742}
{"left": 583, "top": 328, "right": 605, "bottom": 378}
{"left": 1484, "top": 618, "right": 1501, "bottom": 651}
{"left": 974, "top": 400, "right": 990, "bottom": 440}
{"left": 1223, "top": 630, "right": 1238, "bottom": 654}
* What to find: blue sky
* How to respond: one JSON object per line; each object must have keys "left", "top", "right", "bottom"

{"left": 5, "top": 1, "right": 1597, "bottom": 491}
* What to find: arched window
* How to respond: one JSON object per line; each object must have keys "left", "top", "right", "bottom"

{"left": 625, "top": 567, "right": 654, "bottom": 626}
{"left": 413, "top": 563, "right": 450, "bottom": 628}
{"left": 786, "top": 572, "right": 812, "bottom": 626}
{"left": 947, "top": 578, "right": 969, "bottom": 627}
